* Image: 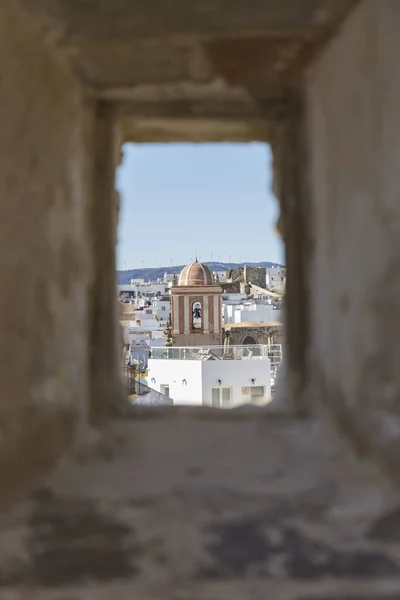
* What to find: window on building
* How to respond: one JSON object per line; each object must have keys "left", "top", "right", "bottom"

{"left": 117, "top": 144, "right": 285, "bottom": 409}
{"left": 192, "top": 301, "right": 202, "bottom": 330}
{"left": 145, "top": 309, "right": 152, "bottom": 314}
{"left": 161, "top": 385, "right": 170, "bottom": 398}
{"left": 242, "top": 385, "right": 265, "bottom": 405}
{"left": 251, "top": 386, "right": 265, "bottom": 403}
{"left": 211, "top": 387, "right": 231, "bottom": 408}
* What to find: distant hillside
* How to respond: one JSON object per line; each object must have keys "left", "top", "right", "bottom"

{"left": 117, "top": 261, "right": 284, "bottom": 284}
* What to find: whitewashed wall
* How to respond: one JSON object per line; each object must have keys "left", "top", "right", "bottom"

{"left": 148, "top": 358, "right": 271, "bottom": 406}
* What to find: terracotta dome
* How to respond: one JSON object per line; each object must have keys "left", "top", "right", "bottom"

{"left": 178, "top": 260, "right": 214, "bottom": 286}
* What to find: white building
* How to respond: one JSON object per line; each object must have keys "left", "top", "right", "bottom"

{"left": 233, "top": 300, "right": 282, "bottom": 324}
{"left": 213, "top": 270, "right": 227, "bottom": 283}
{"left": 163, "top": 273, "right": 176, "bottom": 284}
{"left": 222, "top": 293, "right": 246, "bottom": 303}
{"left": 148, "top": 345, "right": 272, "bottom": 408}
{"left": 223, "top": 297, "right": 282, "bottom": 325}
{"left": 152, "top": 297, "right": 171, "bottom": 323}
{"left": 266, "top": 267, "right": 286, "bottom": 292}
{"left": 133, "top": 297, "right": 170, "bottom": 326}
{"left": 118, "top": 281, "right": 168, "bottom": 299}
{"left": 132, "top": 282, "right": 168, "bottom": 296}
{"left": 221, "top": 293, "right": 245, "bottom": 324}
{"left": 122, "top": 322, "right": 165, "bottom": 348}
{"left": 121, "top": 305, "right": 165, "bottom": 345}
{"left": 118, "top": 284, "right": 136, "bottom": 301}
{"left": 120, "top": 295, "right": 171, "bottom": 354}
{"left": 126, "top": 311, "right": 164, "bottom": 332}
{"left": 126, "top": 331, "right": 151, "bottom": 370}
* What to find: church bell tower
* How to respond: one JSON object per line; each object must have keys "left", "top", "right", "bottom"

{"left": 171, "top": 260, "right": 222, "bottom": 346}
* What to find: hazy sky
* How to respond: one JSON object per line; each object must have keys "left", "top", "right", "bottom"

{"left": 116, "top": 142, "right": 284, "bottom": 270}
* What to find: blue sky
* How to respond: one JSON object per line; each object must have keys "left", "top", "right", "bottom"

{"left": 116, "top": 143, "right": 284, "bottom": 270}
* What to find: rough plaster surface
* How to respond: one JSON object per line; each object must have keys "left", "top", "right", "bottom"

{"left": 306, "top": 0, "right": 400, "bottom": 480}
{"left": 1, "top": 411, "right": 400, "bottom": 598}
{"left": 3, "top": 0, "right": 400, "bottom": 595}
{"left": 21, "top": 0, "right": 357, "bottom": 142}
{"left": 0, "top": 0, "right": 93, "bottom": 507}
{"left": 88, "top": 103, "right": 128, "bottom": 421}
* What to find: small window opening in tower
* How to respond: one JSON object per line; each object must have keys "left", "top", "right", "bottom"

{"left": 116, "top": 143, "right": 285, "bottom": 409}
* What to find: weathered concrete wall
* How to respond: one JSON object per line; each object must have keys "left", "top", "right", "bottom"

{"left": 87, "top": 102, "right": 126, "bottom": 421}
{"left": 2, "top": 409, "right": 400, "bottom": 598}
{"left": 306, "top": 0, "right": 400, "bottom": 478}
{"left": 269, "top": 100, "right": 311, "bottom": 415}
{"left": 0, "top": 0, "right": 94, "bottom": 506}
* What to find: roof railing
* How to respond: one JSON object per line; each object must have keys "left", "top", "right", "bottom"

{"left": 150, "top": 344, "right": 272, "bottom": 361}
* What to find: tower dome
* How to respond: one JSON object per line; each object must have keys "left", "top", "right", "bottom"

{"left": 178, "top": 260, "right": 214, "bottom": 286}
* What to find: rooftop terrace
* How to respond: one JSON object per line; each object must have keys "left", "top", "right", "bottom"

{"left": 151, "top": 345, "right": 272, "bottom": 361}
